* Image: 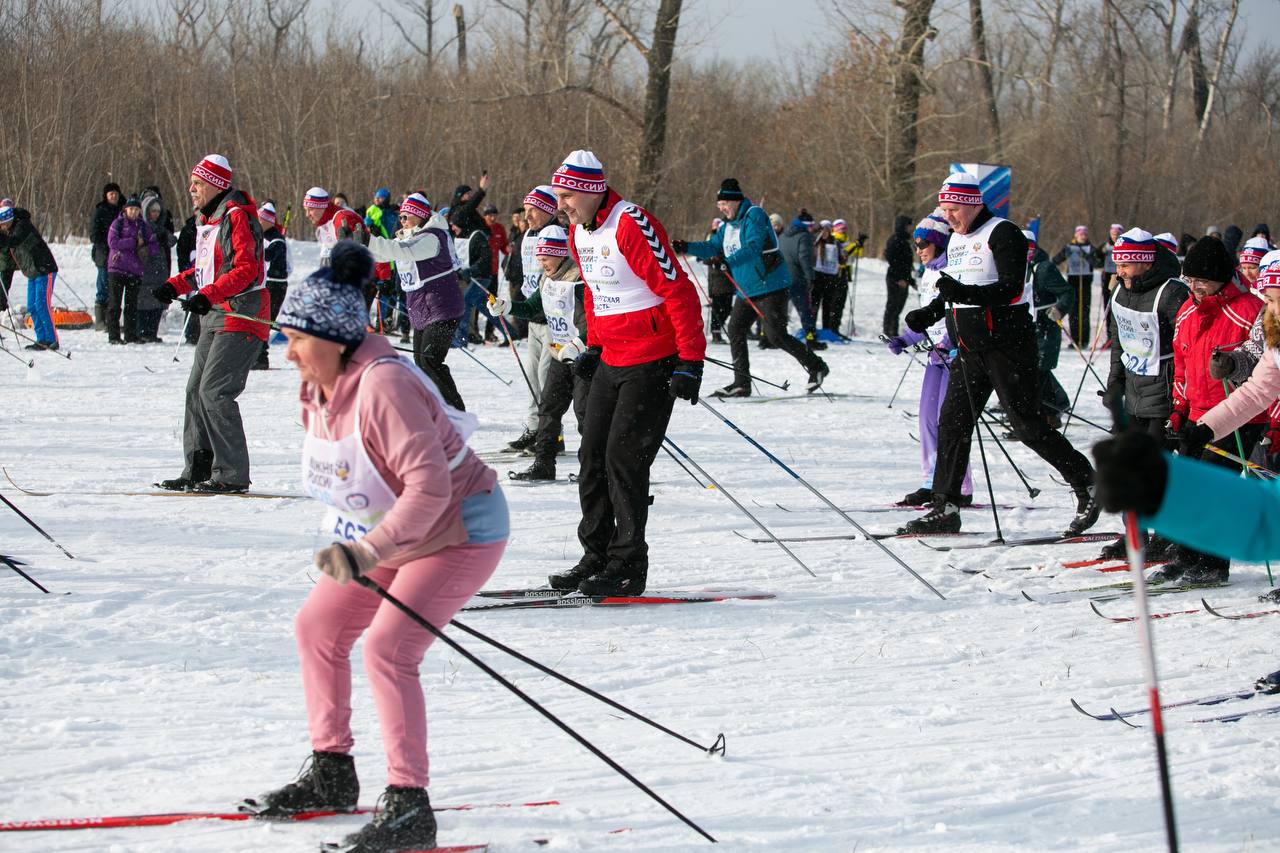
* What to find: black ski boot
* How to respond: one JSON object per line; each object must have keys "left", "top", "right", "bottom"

{"left": 239, "top": 750, "right": 359, "bottom": 818}
{"left": 577, "top": 559, "right": 647, "bottom": 596}
{"left": 521, "top": 435, "right": 565, "bottom": 457}
{"left": 1259, "top": 588, "right": 1280, "bottom": 604}
{"left": 1257, "top": 669, "right": 1280, "bottom": 694}
{"left": 1180, "top": 559, "right": 1229, "bottom": 585}
{"left": 156, "top": 450, "right": 213, "bottom": 491}
{"left": 895, "top": 487, "right": 932, "bottom": 507}
{"left": 193, "top": 479, "right": 249, "bottom": 494}
{"left": 321, "top": 785, "right": 435, "bottom": 853}
{"left": 1147, "top": 563, "right": 1186, "bottom": 585}
{"left": 506, "top": 428, "right": 537, "bottom": 452}
{"left": 1147, "top": 533, "right": 1176, "bottom": 561}
{"left": 1063, "top": 485, "right": 1100, "bottom": 537}
{"left": 711, "top": 383, "right": 749, "bottom": 399}
{"left": 1098, "top": 536, "right": 1128, "bottom": 561}
{"left": 509, "top": 459, "right": 556, "bottom": 482}
{"left": 896, "top": 497, "right": 961, "bottom": 535}
{"left": 548, "top": 554, "right": 605, "bottom": 591}
{"left": 805, "top": 359, "right": 830, "bottom": 393}
{"left": 954, "top": 493, "right": 974, "bottom": 507}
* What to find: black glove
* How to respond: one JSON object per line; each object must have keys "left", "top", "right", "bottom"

{"left": 904, "top": 306, "right": 935, "bottom": 334}
{"left": 152, "top": 282, "right": 179, "bottom": 305}
{"left": 1092, "top": 429, "right": 1169, "bottom": 516}
{"left": 1208, "top": 350, "right": 1236, "bottom": 381}
{"left": 181, "top": 293, "right": 212, "bottom": 316}
{"left": 671, "top": 239, "right": 688, "bottom": 254}
{"left": 668, "top": 359, "right": 703, "bottom": 403}
{"left": 934, "top": 273, "right": 962, "bottom": 301}
{"left": 573, "top": 346, "right": 602, "bottom": 381}
{"left": 1178, "top": 422, "right": 1214, "bottom": 459}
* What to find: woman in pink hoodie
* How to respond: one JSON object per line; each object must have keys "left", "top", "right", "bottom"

{"left": 239, "top": 242, "right": 507, "bottom": 853}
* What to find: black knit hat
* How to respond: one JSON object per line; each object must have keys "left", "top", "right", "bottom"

{"left": 717, "top": 178, "right": 744, "bottom": 201}
{"left": 797, "top": 208, "right": 814, "bottom": 223}
{"left": 1182, "top": 236, "right": 1236, "bottom": 283}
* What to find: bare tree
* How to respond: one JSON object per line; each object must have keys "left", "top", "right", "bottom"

{"left": 1196, "top": 0, "right": 1240, "bottom": 143}
{"left": 383, "top": 0, "right": 445, "bottom": 71}
{"left": 454, "top": 3, "right": 467, "bottom": 75}
{"left": 887, "top": 0, "right": 937, "bottom": 215}
{"left": 265, "top": 0, "right": 310, "bottom": 61}
{"left": 968, "top": 0, "right": 1002, "bottom": 158}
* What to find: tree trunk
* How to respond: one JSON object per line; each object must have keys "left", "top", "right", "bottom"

{"left": 453, "top": 3, "right": 467, "bottom": 76}
{"left": 1185, "top": 3, "right": 1208, "bottom": 123}
{"left": 968, "top": 0, "right": 1001, "bottom": 158}
{"left": 1197, "top": 0, "right": 1240, "bottom": 143}
{"left": 632, "top": 0, "right": 682, "bottom": 210}
{"left": 887, "top": 0, "right": 936, "bottom": 217}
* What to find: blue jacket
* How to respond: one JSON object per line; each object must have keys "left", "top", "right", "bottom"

{"left": 685, "top": 200, "right": 790, "bottom": 298}
{"left": 1145, "top": 454, "right": 1279, "bottom": 562}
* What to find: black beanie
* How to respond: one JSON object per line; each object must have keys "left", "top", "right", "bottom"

{"left": 717, "top": 178, "right": 744, "bottom": 201}
{"left": 797, "top": 208, "right": 814, "bottom": 223}
{"left": 1182, "top": 236, "right": 1236, "bottom": 283}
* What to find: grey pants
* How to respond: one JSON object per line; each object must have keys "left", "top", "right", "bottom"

{"left": 182, "top": 326, "right": 261, "bottom": 485}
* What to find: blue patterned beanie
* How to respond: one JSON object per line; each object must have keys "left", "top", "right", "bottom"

{"left": 276, "top": 240, "right": 373, "bottom": 347}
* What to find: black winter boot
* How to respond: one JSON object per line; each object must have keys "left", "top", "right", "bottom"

{"left": 239, "top": 750, "right": 359, "bottom": 818}
{"left": 577, "top": 559, "right": 647, "bottom": 596}
{"left": 1064, "top": 485, "right": 1100, "bottom": 537}
{"left": 506, "top": 428, "right": 537, "bottom": 452}
{"left": 895, "top": 487, "right": 932, "bottom": 507}
{"left": 320, "top": 785, "right": 435, "bottom": 852}
{"left": 192, "top": 479, "right": 249, "bottom": 494}
{"left": 156, "top": 450, "right": 213, "bottom": 491}
{"left": 897, "top": 497, "right": 961, "bottom": 535}
{"left": 549, "top": 554, "right": 605, "bottom": 591}
{"left": 509, "top": 458, "right": 556, "bottom": 481}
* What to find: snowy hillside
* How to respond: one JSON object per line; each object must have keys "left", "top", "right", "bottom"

{"left": 2, "top": 245, "right": 1278, "bottom": 852}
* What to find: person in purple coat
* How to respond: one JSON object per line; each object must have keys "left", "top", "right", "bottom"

{"left": 367, "top": 192, "right": 467, "bottom": 411}
{"left": 106, "top": 195, "right": 160, "bottom": 344}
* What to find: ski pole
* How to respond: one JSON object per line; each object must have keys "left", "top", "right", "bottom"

{"left": 4, "top": 312, "right": 72, "bottom": 360}
{"left": 1, "top": 554, "right": 50, "bottom": 593}
{"left": 453, "top": 342, "right": 513, "bottom": 386}
{"left": 1054, "top": 315, "right": 1108, "bottom": 392}
{"left": 955, "top": 356, "right": 1004, "bottom": 544}
{"left": 445, "top": 616, "right": 725, "bottom": 755}
{"left": 695, "top": 399, "right": 944, "bottom": 599}
{"left": 0, "top": 492, "right": 75, "bottom": 559}
{"left": 845, "top": 251, "right": 860, "bottom": 339}
{"left": 0, "top": 335, "right": 33, "bottom": 368}
{"left": 1064, "top": 297, "right": 1112, "bottom": 436}
{"left": 171, "top": 310, "right": 196, "bottom": 362}
{"left": 703, "top": 355, "right": 789, "bottom": 391}
{"left": 480, "top": 289, "right": 539, "bottom": 406}
{"left": 719, "top": 267, "right": 766, "bottom": 321}
{"left": 1202, "top": 443, "right": 1278, "bottom": 479}
{"left": 662, "top": 437, "right": 815, "bottom": 578}
{"left": 348, "top": 569, "right": 717, "bottom": 844}
{"left": 678, "top": 257, "right": 713, "bottom": 337}
{"left": 660, "top": 442, "right": 711, "bottom": 489}
{"left": 56, "top": 276, "right": 91, "bottom": 311}
{"left": 976, "top": 415, "right": 1041, "bottom": 499}
{"left": 887, "top": 354, "right": 913, "bottom": 409}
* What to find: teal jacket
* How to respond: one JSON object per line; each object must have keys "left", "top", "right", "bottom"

{"left": 685, "top": 200, "right": 790, "bottom": 298}
{"left": 1145, "top": 454, "right": 1278, "bottom": 561}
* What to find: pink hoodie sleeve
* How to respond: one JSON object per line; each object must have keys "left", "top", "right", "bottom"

{"left": 1201, "top": 351, "right": 1280, "bottom": 439}
{"left": 354, "top": 363, "right": 460, "bottom": 562}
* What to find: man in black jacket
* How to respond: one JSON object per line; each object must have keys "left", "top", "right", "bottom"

{"left": 90, "top": 182, "right": 122, "bottom": 330}
{"left": 899, "top": 172, "right": 1099, "bottom": 537}
{"left": 883, "top": 214, "right": 914, "bottom": 336}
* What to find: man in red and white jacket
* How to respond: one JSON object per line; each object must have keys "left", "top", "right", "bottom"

{"left": 152, "top": 154, "right": 267, "bottom": 493}
{"left": 547, "top": 149, "right": 706, "bottom": 596}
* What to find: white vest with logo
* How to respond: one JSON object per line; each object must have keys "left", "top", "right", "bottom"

{"left": 917, "top": 265, "right": 949, "bottom": 341}
{"left": 572, "top": 200, "right": 664, "bottom": 316}
{"left": 1111, "top": 281, "right": 1173, "bottom": 377}
{"left": 944, "top": 217, "right": 1031, "bottom": 307}
{"left": 315, "top": 220, "right": 338, "bottom": 264}
{"left": 815, "top": 241, "right": 839, "bottom": 275}
{"left": 520, "top": 229, "right": 542, "bottom": 298}
{"left": 541, "top": 278, "right": 578, "bottom": 346}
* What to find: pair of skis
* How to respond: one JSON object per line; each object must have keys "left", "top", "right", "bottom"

{"left": 1073, "top": 685, "right": 1280, "bottom": 725}
{"left": 463, "top": 586, "right": 775, "bottom": 611}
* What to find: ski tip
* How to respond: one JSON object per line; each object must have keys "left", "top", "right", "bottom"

{"left": 1020, "top": 590, "right": 1036, "bottom": 603}
{"left": 1111, "top": 707, "right": 1142, "bottom": 729}
{"left": 1069, "top": 698, "right": 1107, "bottom": 720}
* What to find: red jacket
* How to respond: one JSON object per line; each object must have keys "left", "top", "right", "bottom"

{"left": 570, "top": 189, "right": 706, "bottom": 367}
{"left": 167, "top": 189, "right": 267, "bottom": 341}
{"left": 318, "top": 204, "right": 366, "bottom": 241}
{"left": 1172, "top": 284, "right": 1265, "bottom": 421}
{"left": 487, "top": 221, "right": 509, "bottom": 277}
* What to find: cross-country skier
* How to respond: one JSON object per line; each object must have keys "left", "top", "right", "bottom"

{"left": 304, "top": 186, "right": 368, "bottom": 270}
{"left": 546, "top": 150, "right": 705, "bottom": 596}
{"left": 254, "top": 201, "right": 290, "bottom": 370}
{"left": 882, "top": 209, "right": 973, "bottom": 507}
{"left": 898, "top": 171, "right": 1099, "bottom": 536}
{"left": 1023, "top": 229, "right": 1075, "bottom": 426}
{"left": 152, "top": 155, "right": 267, "bottom": 493}
{"left": 238, "top": 241, "right": 506, "bottom": 853}
{"left": 0, "top": 203, "right": 59, "bottom": 350}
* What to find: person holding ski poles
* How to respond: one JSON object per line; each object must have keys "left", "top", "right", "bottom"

{"left": 239, "top": 241, "right": 507, "bottom": 853}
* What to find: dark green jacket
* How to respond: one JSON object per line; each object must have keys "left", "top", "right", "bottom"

{"left": 509, "top": 258, "right": 586, "bottom": 337}
{"left": 0, "top": 210, "right": 58, "bottom": 278}
{"left": 1030, "top": 260, "right": 1074, "bottom": 370}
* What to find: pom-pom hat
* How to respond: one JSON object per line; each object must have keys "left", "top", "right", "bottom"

{"left": 400, "top": 193, "right": 432, "bottom": 221}
{"left": 257, "top": 202, "right": 277, "bottom": 225}
{"left": 552, "top": 150, "right": 607, "bottom": 194}
{"left": 191, "top": 154, "right": 232, "bottom": 190}
{"left": 276, "top": 241, "right": 374, "bottom": 348}
{"left": 938, "top": 172, "right": 983, "bottom": 206}
{"left": 535, "top": 225, "right": 570, "bottom": 258}
{"left": 0, "top": 206, "right": 13, "bottom": 225}
{"left": 1239, "top": 236, "right": 1270, "bottom": 266}
{"left": 304, "top": 187, "right": 330, "bottom": 210}
{"left": 913, "top": 208, "right": 952, "bottom": 249}
{"left": 1112, "top": 228, "right": 1157, "bottom": 265}
{"left": 523, "top": 185, "right": 558, "bottom": 216}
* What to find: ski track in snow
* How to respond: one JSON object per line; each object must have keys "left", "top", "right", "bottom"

{"left": 3, "top": 244, "right": 1279, "bottom": 851}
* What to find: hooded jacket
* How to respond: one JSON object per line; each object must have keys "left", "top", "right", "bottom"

{"left": 166, "top": 188, "right": 267, "bottom": 340}
{"left": 685, "top": 199, "right": 790, "bottom": 298}
{"left": 1172, "top": 281, "right": 1265, "bottom": 421}
{"left": 778, "top": 221, "right": 815, "bottom": 289}
{"left": 883, "top": 215, "right": 914, "bottom": 281}
{"left": 0, "top": 209, "right": 58, "bottom": 277}
{"left": 1104, "top": 246, "right": 1187, "bottom": 418}
{"left": 107, "top": 211, "right": 160, "bottom": 279}
{"left": 90, "top": 182, "right": 122, "bottom": 266}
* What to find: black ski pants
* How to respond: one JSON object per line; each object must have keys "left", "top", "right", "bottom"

{"left": 1067, "top": 274, "right": 1093, "bottom": 345}
{"left": 577, "top": 355, "right": 676, "bottom": 565}
{"left": 413, "top": 318, "right": 465, "bottom": 411}
{"left": 883, "top": 274, "right": 911, "bottom": 337}
{"left": 256, "top": 279, "right": 289, "bottom": 366}
{"left": 533, "top": 358, "right": 590, "bottom": 465}
{"left": 727, "top": 289, "right": 821, "bottom": 389}
{"left": 709, "top": 290, "right": 733, "bottom": 336}
{"left": 934, "top": 338, "right": 1094, "bottom": 499}
{"left": 107, "top": 273, "right": 140, "bottom": 342}
{"left": 812, "top": 271, "right": 843, "bottom": 331}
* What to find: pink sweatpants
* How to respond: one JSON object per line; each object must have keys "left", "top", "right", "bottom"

{"left": 295, "top": 539, "right": 506, "bottom": 787}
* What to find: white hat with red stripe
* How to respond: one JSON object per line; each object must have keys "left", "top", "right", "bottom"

{"left": 400, "top": 192, "right": 432, "bottom": 221}
{"left": 304, "top": 187, "right": 330, "bottom": 209}
{"left": 523, "top": 184, "right": 558, "bottom": 216}
{"left": 257, "top": 202, "right": 277, "bottom": 225}
{"left": 535, "top": 225, "right": 570, "bottom": 257}
{"left": 1239, "top": 236, "right": 1271, "bottom": 266}
{"left": 552, "top": 150, "right": 607, "bottom": 194}
{"left": 1257, "top": 251, "right": 1280, "bottom": 291}
{"left": 1154, "top": 232, "right": 1178, "bottom": 253}
{"left": 1112, "top": 228, "right": 1157, "bottom": 264}
{"left": 191, "top": 154, "right": 232, "bottom": 190}
{"left": 938, "top": 171, "right": 983, "bottom": 206}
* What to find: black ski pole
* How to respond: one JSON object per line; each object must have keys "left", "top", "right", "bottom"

{"left": 0, "top": 492, "right": 74, "bottom": 559}
{"left": 976, "top": 415, "right": 1041, "bottom": 499}
{"left": 4, "top": 312, "right": 72, "bottom": 360}
{"left": 887, "top": 353, "right": 914, "bottom": 409}
{"left": 955, "top": 356, "right": 1003, "bottom": 544}
{"left": 703, "top": 355, "right": 789, "bottom": 391}
{"left": 1, "top": 554, "right": 50, "bottom": 593}
{"left": 695, "top": 400, "right": 944, "bottom": 599}
{"left": 348, "top": 569, "right": 717, "bottom": 843}
{"left": 0, "top": 336, "right": 34, "bottom": 368}
{"left": 663, "top": 437, "right": 815, "bottom": 578}
{"left": 660, "top": 442, "right": 710, "bottom": 489}
{"left": 445, "top": 616, "right": 725, "bottom": 756}
{"left": 477, "top": 285, "right": 539, "bottom": 406}
{"left": 453, "top": 343, "right": 514, "bottom": 386}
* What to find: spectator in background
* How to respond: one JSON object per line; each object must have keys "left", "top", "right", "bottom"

{"left": 176, "top": 212, "right": 199, "bottom": 343}
{"left": 882, "top": 214, "right": 914, "bottom": 337}
{"left": 1251, "top": 223, "right": 1273, "bottom": 249}
{"left": 1098, "top": 223, "right": 1121, "bottom": 291}
{"left": 769, "top": 212, "right": 783, "bottom": 236}
{"left": 105, "top": 196, "right": 159, "bottom": 345}
{"left": 1223, "top": 224, "right": 1243, "bottom": 256}
{"left": 90, "top": 182, "right": 123, "bottom": 331}
{"left": 778, "top": 208, "right": 817, "bottom": 348}
{"left": 255, "top": 202, "right": 290, "bottom": 369}
{"left": 812, "top": 219, "right": 843, "bottom": 336}
{"left": 483, "top": 203, "right": 509, "bottom": 303}
{"left": 1052, "top": 225, "right": 1098, "bottom": 344}
{"left": 333, "top": 192, "right": 352, "bottom": 210}
{"left": 701, "top": 217, "right": 733, "bottom": 344}
{"left": 137, "top": 193, "right": 175, "bottom": 343}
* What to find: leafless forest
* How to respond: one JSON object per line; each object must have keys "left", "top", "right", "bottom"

{"left": 0, "top": 0, "right": 1274, "bottom": 248}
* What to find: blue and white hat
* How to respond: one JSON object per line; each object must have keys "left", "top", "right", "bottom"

{"left": 536, "top": 225, "right": 570, "bottom": 258}
{"left": 1240, "top": 236, "right": 1271, "bottom": 266}
{"left": 0, "top": 206, "right": 13, "bottom": 224}
{"left": 552, "top": 150, "right": 607, "bottom": 194}
{"left": 303, "top": 186, "right": 330, "bottom": 210}
{"left": 523, "top": 184, "right": 558, "bottom": 216}
{"left": 938, "top": 171, "right": 983, "bottom": 206}
{"left": 1113, "top": 228, "right": 1157, "bottom": 265}
{"left": 1153, "top": 232, "right": 1178, "bottom": 253}
{"left": 913, "top": 208, "right": 951, "bottom": 249}
{"left": 276, "top": 241, "right": 373, "bottom": 348}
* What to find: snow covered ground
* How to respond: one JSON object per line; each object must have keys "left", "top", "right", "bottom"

{"left": 3, "top": 244, "right": 1279, "bottom": 852}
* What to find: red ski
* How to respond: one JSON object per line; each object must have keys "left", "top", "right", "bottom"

{"left": 0, "top": 801, "right": 557, "bottom": 832}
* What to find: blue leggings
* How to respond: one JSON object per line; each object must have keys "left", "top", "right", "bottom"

{"left": 27, "top": 273, "right": 58, "bottom": 344}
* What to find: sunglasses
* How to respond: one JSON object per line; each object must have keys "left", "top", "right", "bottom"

{"left": 913, "top": 240, "right": 933, "bottom": 250}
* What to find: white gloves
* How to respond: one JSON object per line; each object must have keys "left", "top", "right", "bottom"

{"left": 554, "top": 337, "right": 588, "bottom": 362}
{"left": 489, "top": 295, "right": 513, "bottom": 317}
{"left": 314, "top": 541, "right": 379, "bottom": 585}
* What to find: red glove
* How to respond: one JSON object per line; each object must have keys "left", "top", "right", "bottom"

{"left": 1165, "top": 409, "right": 1188, "bottom": 437}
